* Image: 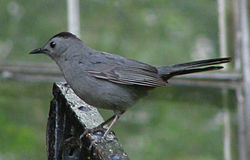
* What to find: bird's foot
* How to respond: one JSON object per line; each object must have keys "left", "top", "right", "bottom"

{"left": 80, "top": 127, "right": 108, "bottom": 150}
{"left": 80, "top": 126, "right": 106, "bottom": 139}
{"left": 63, "top": 83, "right": 71, "bottom": 93}
{"left": 80, "top": 126, "right": 116, "bottom": 150}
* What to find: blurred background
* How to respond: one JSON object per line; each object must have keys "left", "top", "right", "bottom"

{"left": 0, "top": 0, "right": 249, "bottom": 160}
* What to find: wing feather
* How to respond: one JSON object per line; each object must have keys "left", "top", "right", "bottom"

{"left": 85, "top": 51, "right": 167, "bottom": 87}
{"left": 87, "top": 67, "right": 167, "bottom": 87}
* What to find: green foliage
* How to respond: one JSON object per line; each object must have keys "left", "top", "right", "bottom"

{"left": 0, "top": 80, "right": 51, "bottom": 160}
{"left": 1, "top": 0, "right": 219, "bottom": 64}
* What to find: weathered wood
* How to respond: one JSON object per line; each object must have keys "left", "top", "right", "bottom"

{"left": 239, "top": 0, "right": 250, "bottom": 157}
{"left": 217, "top": 1, "right": 233, "bottom": 159}
{"left": 174, "top": 72, "right": 241, "bottom": 81}
{"left": 0, "top": 62, "right": 241, "bottom": 80}
{"left": 232, "top": 0, "right": 242, "bottom": 71}
{"left": 47, "top": 82, "right": 129, "bottom": 160}
{"left": 168, "top": 79, "right": 241, "bottom": 89}
{"left": 232, "top": 0, "right": 250, "bottom": 159}
{"left": 0, "top": 64, "right": 61, "bottom": 74}
{"left": 236, "top": 87, "right": 247, "bottom": 160}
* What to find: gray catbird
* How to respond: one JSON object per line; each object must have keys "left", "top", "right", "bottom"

{"left": 30, "top": 32, "right": 231, "bottom": 138}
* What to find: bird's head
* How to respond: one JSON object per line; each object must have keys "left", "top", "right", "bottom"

{"left": 29, "top": 32, "right": 81, "bottom": 60}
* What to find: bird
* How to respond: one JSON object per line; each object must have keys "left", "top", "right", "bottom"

{"left": 30, "top": 32, "right": 231, "bottom": 138}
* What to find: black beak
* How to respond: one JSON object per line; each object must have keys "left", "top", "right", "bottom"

{"left": 29, "top": 48, "right": 47, "bottom": 54}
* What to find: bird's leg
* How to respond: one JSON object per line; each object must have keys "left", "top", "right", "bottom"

{"left": 101, "top": 110, "right": 125, "bottom": 138}
{"left": 98, "top": 114, "right": 116, "bottom": 128}
{"left": 80, "top": 115, "right": 116, "bottom": 138}
{"left": 80, "top": 112, "right": 123, "bottom": 139}
{"left": 80, "top": 112, "right": 124, "bottom": 150}
{"left": 103, "top": 114, "right": 121, "bottom": 138}
{"left": 63, "top": 83, "right": 71, "bottom": 93}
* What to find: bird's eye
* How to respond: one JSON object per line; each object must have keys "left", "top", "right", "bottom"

{"left": 50, "top": 41, "right": 56, "bottom": 48}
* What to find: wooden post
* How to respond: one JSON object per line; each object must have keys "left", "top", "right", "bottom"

{"left": 217, "top": 0, "right": 232, "bottom": 160}
{"left": 232, "top": 0, "right": 249, "bottom": 159}
{"left": 238, "top": 0, "right": 250, "bottom": 158}
{"left": 232, "top": 0, "right": 241, "bottom": 71}
{"left": 46, "top": 82, "right": 130, "bottom": 160}
{"left": 236, "top": 87, "right": 247, "bottom": 160}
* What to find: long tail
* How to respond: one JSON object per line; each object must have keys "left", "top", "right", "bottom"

{"left": 157, "top": 57, "right": 232, "bottom": 81}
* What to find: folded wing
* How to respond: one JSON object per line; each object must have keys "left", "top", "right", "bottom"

{"left": 86, "top": 52, "right": 167, "bottom": 87}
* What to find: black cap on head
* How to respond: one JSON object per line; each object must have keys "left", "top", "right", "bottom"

{"left": 51, "top": 32, "right": 79, "bottom": 40}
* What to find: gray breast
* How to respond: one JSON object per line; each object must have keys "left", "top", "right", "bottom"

{"left": 56, "top": 53, "right": 150, "bottom": 112}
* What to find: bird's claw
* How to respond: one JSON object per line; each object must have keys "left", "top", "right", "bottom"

{"left": 79, "top": 127, "right": 107, "bottom": 150}
{"left": 88, "top": 136, "right": 106, "bottom": 150}
{"left": 80, "top": 126, "right": 106, "bottom": 140}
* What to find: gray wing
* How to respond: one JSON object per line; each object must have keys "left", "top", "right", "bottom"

{"left": 86, "top": 52, "right": 167, "bottom": 87}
